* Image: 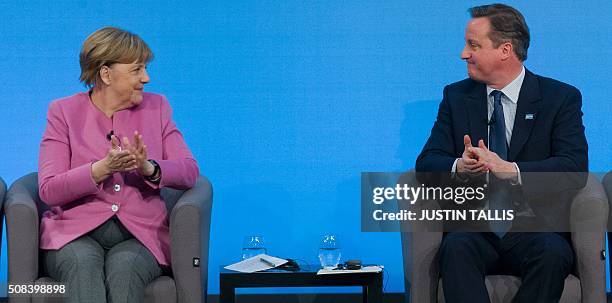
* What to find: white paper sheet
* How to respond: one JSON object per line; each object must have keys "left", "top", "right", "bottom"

{"left": 316, "top": 265, "right": 383, "bottom": 275}
{"left": 224, "top": 254, "right": 288, "bottom": 273}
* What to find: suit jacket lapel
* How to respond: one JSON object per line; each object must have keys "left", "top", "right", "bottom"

{"left": 508, "top": 69, "right": 541, "bottom": 160}
{"left": 465, "top": 82, "right": 488, "bottom": 147}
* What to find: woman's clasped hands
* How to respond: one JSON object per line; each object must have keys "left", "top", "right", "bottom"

{"left": 92, "top": 131, "right": 154, "bottom": 183}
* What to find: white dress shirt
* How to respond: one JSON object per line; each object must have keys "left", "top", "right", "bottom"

{"left": 452, "top": 66, "right": 525, "bottom": 184}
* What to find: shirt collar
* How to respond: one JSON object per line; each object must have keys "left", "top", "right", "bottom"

{"left": 486, "top": 65, "right": 525, "bottom": 104}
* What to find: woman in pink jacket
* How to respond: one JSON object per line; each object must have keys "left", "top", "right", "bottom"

{"left": 38, "top": 27, "right": 199, "bottom": 303}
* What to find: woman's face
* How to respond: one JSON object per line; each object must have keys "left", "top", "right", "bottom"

{"left": 106, "top": 62, "right": 150, "bottom": 107}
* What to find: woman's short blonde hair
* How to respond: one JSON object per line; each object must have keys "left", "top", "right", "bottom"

{"left": 79, "top": 27, "right": 154, "bottom": 88}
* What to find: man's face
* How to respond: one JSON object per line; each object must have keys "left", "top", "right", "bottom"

{"left": 461, "top": 17, "right": 503, "bottom": 84}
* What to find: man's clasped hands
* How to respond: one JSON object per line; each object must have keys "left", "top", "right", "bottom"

{"left": 456, "top": 135, "right": 518, "bottom": 182}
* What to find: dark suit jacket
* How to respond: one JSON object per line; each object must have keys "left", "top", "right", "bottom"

{"left": 415, "top": 69, "right": 588, "bottom": 231}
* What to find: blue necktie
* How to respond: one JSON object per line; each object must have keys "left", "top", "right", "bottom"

{"left": 489, "top": 90, "right": 511, "bottom": 237}
{"left": 489, "top": 90, "right": 507, "bottom": 160}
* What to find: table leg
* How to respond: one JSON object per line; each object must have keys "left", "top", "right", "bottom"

{"left": 219, "top": 279, "right": 236, "bottom": 303}
{"left": 365, "top": 274, "right": 384, "bottom": 303}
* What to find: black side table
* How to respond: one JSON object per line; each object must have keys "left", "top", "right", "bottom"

{"left": 219, "top": 265, "right": 383, "bottom": 303}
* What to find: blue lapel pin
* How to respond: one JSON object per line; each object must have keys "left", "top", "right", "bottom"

{"left": 525, "top": 113, "right": 534, "bottom": 120}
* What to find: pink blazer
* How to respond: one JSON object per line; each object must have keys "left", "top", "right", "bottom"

{"left": 38, "top": 92, "right": 199, "bottom": 266}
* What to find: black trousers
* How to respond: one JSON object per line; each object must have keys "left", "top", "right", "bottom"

{"left": 439, "top": 232, "right": 574, "bottom": 303}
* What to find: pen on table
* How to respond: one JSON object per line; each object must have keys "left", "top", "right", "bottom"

{"left": 260, "top": 258, "right": 275, "bottom": 267}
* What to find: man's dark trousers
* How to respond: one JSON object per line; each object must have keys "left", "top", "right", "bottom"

{"left": 439, "top": 232, "right": 574, "bottom": 303}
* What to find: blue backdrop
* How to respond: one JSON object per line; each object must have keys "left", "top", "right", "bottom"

{"left": 0, "top": 0, "right": 610, "bottom": 296}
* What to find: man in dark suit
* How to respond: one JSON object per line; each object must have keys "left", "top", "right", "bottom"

{"left": 415, "top": 4, "right": 588, "bottom": 303}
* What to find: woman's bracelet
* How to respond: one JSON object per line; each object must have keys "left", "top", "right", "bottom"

{"left": 146, "top": 159, "right": 161, "bottom": 183}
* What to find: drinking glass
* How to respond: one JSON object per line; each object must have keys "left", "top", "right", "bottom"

{"left": 318, "top": 234, "right": 341, "bottom": 269}
{"left": 241, "top": 236, "right": 267, "bottom": 260}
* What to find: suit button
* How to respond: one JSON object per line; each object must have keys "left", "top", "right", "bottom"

{"left": 114, "top": 184, "right": 121, "bottom": 192}
{"left": 111, "top": 204, "right": 119, "bottom": 212}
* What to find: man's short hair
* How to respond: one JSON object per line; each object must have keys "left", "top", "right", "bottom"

{"left": 79, "top": 27, "right": 154, "bottom": 88}
{"left": 469, "top": 3, "right": 530, "bottom": 61}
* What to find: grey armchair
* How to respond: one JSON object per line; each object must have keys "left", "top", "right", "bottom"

{"left": 4, "top": 172, "right": 213, "bottom": 303}
{"left": 400, "top": 172, "right": 608, "bottom": 303}
{"left": 604, "top": 171, "right": 612, "bottom": 293}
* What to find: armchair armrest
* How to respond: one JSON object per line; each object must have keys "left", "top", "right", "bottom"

{"left": 570, "top": 174, "right": 608, "bottom": 303}
{"left": 604, "top": 172, "right": 612, "bottom": 231}
{"left": 0, "top": 176, "right": 6, "bottom": 207}
{"left": 0, "top": 177, "right": 5, "bottom": 249}
{"left": 399, "top": 171, "right": 443, "bottom": 303}
{"left": 4, "top": 172, "right": 41, "bottom": 287}
{"left": 169, "top": 175, "right": 213, "bottom": 303}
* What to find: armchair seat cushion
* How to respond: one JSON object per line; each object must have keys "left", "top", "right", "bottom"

{"left": 30, "top": 275, "right": 178, "bottom": 303}
{"left": 144, "top": 276, "right": 177, "bottom": 303}
{"left": 32, "top": 277, "right": 62, "bottom": 303}
{"left": 438, "top": 274, "right": 581, "bottom": 303}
